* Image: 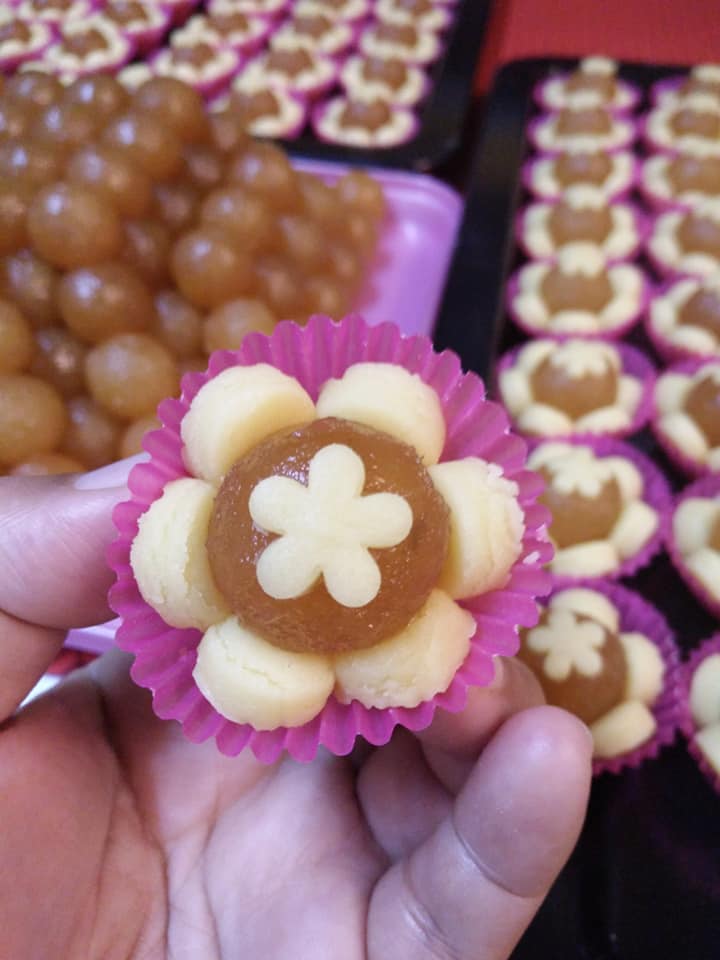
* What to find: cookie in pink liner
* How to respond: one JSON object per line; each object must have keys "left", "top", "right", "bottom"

{"left": 312, "top": 96, "right": 418, "bottom": 149}
{"left": 269, "top": 11, "right": 359, "bottom": 57}
{"left": 515, "top": 187, "right": 647, "bottom": 264}
{"left": 293, "top": 0, "right": 370, "bottom": 18}
{"left": 340, "top": 54, "right": 429, "bottom": 108}
{"left": 98, "top": 2, "right": 172, "bottom": 57}
{"left": 517, "top": 581, "right": 681, "bottom": 776}
{"left": 527, "top": 436, "right": 671, "bottom": 583}
{"left": 646, "top": 201, "right": 720, "bottom": 280}
{"left": 208, "top": 0, "right": 288, "bottom": 17}
{"left": 108, "top": 315, "right": 552, "bottom": 763}
{"left": 0, "top": 12, "right": 54, "bottom": 71}
{"left": 642, "top": 96, "right": 720, "bottom": 158}
{"left": 652, "top": 66, "right": 720, "bottom": 110}
{"left": 646, "top": 275, "right": 720, "bottom": 363}
{"left": 14, "top": 0, "right": 96, "bottom": 22}
{"left": 652, "top": 358, "right": 720, "bottom": 477}
{"left": 150, "top": 41, "right": 241, "bottom": 99}
{"left": 497, "top": 339, "right": 654, "bottom": 441}
{"left": 528, "top": 109, "right": 636, "bottom": 155}
{"left": 639, "top": 153, "right": 720, "bottom": 213}
{"left": 667, "top": 474, "right": 720, "bottom": 620}
{"left": 507, "top": 244, "right": 648, "bottom": 340}
{"left": 234, "top": 47, "right": 338, "bottom": 99}
{"left": 534, "top": 57, "right": 641, "bottom": 115}
{"left": 522, "top": 150, "right": 638, "bottom": 203}
{"left": 211, "top": 86, "right": 308, "bottom": 140}
{"left": 358, "top": 19, "right": 443, "bottom": 66}
{"left": 682, "top": 634, "right": 720, "bottom": 794}
{"left": 29, "top": 17, "right": 134, "bottom": 79}
{"left": 175, "top": 11, "right": 272, "bottom": 56}
{"left": 374, "top": 0, "right": 454, "bottom": 32}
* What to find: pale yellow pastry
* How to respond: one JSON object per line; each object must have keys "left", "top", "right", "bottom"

{"left": 689, "top": 652, "right": 720, "bottom": 775}
{"left": 539, "top": 57, "right": 637, "bottom": 112}
{"left": 672, "top": 494, "right": 720, "bottom": 603}
{"left": 646, "top": 93, "right": 720, "bottom": 157}
{"left": 654, "top": 362, "right": 720, "bottom": 470}
{"left": 527, "top": 150, "right": 635, "bottom": 202}
{"left": 648, "top": 275, "right": 720, "bottom": 358}
{"left": 532, "top": 108, "right": 634, "bottom": 153}
{"left": 649, "top": 200, "right": 720, "bottom": 279}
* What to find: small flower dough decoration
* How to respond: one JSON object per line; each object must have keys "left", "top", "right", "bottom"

{"left": 129, "top": 360, "right": 528, "bottom": 732}
{"left": 527, "top": 607, "right": 606, "bottom": 680}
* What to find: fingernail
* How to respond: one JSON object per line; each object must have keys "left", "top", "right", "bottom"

{"left": 73, "top": 454, "right": 148, "bottom": 491}
{"left": 488, "top": 657, "right": 505, "bottom": 689}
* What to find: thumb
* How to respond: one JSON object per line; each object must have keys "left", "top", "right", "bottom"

{"left": 0, "top": 458, "right": 137, "bottom": 721}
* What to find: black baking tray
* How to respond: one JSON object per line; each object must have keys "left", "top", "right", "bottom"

{"left": 434, "top": 57, "right": 720, "bottom": 960}
{"left": 284, "top": 0, "right": 493, "bottom": 171}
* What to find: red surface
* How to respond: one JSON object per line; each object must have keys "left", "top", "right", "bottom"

{"left": 475, "top": 0, "right": 720, "bottom": 91}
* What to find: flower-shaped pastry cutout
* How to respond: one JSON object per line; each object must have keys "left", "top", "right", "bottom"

{"left": 340, "top": 54, "right": 428, "bottom": 107}
{"left": 16, "top": 0, "right": 93, "bottom": 22}
{"left": 313, "top": 95, "right": 417, "bottom": 148}
{"left": 175, "top": 12, "right": 272, "bottom": 54}
{"left": 530, "top": 107, "right": 635, "bottom": 154}
{"left": 125, "top": 341, "right": 537, "bottom": 746}
{"left": 374, "top": 0, "right": 453, "bottom": 32}
{"left": 648, "top": 275, "right": 720, "bottom": 360}
{"left": 641, "top": 153, "right": 720, "bottom": 211}
{"left": 529, "top": 440, "right": 662, "bottom": 579}
{"left": 524, "top": 150, "right": 636, "bottom": 203}
{"left": 269, "top": 13, "right": 356, "bottom": 56}
{"left": 39, "top": 17, "right": 133, "bottom": 76}
{"left": 671, "top": 485, "right": 720, "bottom": 611}
{"left": 208, "top": 0, "right": 288, "bottom": 16}
{"left": 519, "top": 587, "right": 665, "bottom": 760}
{"left": 213, "top": 85, "right": 307, "bottom": 139}
{"left": 294, "top": 0, "right": 371, "bottom": 19}
{"left": 688, "top": 642, "right": 720, "bottom": 779}
{"left": 0, "top": 11, "right": 53, "bottom": 68}
{"left": 535, "top": 57, "right": 639, "bottom": 113}
{"left": 358, "top": 19, "right": 442, "bottom": 66}
{"left": 654, "top": 361, "right": 720, "bottom": 474}
{"left": 518, "top": 186, "right": 642, "bottom": 262}
{"left": 645, "top": 93, "right": 720, "bottom": 157}
{"left": 153, "top": 38, "right": 240, "bottom": 91}
{"left": 235, "top": 47, "right": 338, "bottom": 96}
{"left": 508, "top": 243, "right": 646, "bottom": 337}
{"left": 654, "top": 64, "right": 720, "bottom": 110}
{"left": 648, "top": 200, "right": 720, "bottom": 279}
{"left": 498, "top": 339, "right": 650, "bottom": 439}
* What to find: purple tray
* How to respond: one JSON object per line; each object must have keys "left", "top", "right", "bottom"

{"left": 63, "top": 159, "right": 461, "bottom": 656}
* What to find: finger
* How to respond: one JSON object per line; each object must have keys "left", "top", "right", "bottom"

{"left": 367, "top": 706, "right": 592, "bottom": 960}
{"left": 417, "top": 657, "right": 545, "bottom": 793}
{"left": 0, "top": 459, "right": 136, "bottom": 720}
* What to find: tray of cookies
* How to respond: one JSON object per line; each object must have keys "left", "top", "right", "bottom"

{"left": 433, "top": 55, "right": 720, "bottom": 960}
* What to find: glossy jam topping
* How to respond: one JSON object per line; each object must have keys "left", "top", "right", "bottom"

{"left": 564, "top": 70, "right": 616, "bottom": 102}
{"left": 667, "top": 155, "right": 720, "bottom": 195}
{"left": 684, "top": 371, "right": 720, "bottom": 445}
{"left": 554, "top": 151, "right": 613, "bottom": 186}
{"left": 396, "top": 0, "right": 433, "bottom": 13}
{"left": 540, "top": 470, "right": 623, "bottom": 548}
{"left": 206, "top": 417, "right": 450, "bottom": 654}
{"left": 710, "top": 513, "right": 720, "bottom": 551}
{"left": 292, "top": 14, "right": 331, "bottom": 38}
{"left": 361, "top": 56, "right": 408, "bottom": 90}
{"left": 31, "top": 325, "right": 86, "bottom": 396}
{"left": 62, "top": 27, "right": 110, "bottom": 58}
{"left": 373, "top": 22, "right": 417, "bottom": 47}
{"left": 541, "top": 265, "right": 614, "bottom": 313}
{"left": 555, "top": 108, "right": 613, "bottom": 136}
{"left": 209, "top": 11, "right": 250, "bottom": 32}
{"left": 106, "top": 0, "right": 151, "bottom": 25}
{"left": 232, "top": 89, "right": 281, "bottom": 122}
{"left": 519, "top": 606, "right": 627, "bottom": 724}
{"left": 265, "top": 47, "right": 314, "bottom": 77}
{"left": 678, "top": 286, "right": 720, "bottom": 336}
{"left": 170, "top": 42, "right": 217, "bottom": 69}
{"left": 547, "top": 201, "right": 614, "bottom": 245}
{"left": 669, "top": 108, "right": 720, "bottom": 140}
{"left": 0, "top": 21, "right": 33, "bottom": 44}
{"left": 677, "top": 211, "right": 720, "bottom": 259}
{"left": 530, "top": 352, "right": 618, "bottom": 417}
{"left": 339, "top": 98, "right": 392, "bottom": 132}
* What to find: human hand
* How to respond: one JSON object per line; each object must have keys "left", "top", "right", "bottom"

{"left": 0, "top": 463, "right": 592, "bottom": 960}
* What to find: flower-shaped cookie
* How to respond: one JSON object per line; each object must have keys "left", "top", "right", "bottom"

{"left": 534, "top": 56, "right": 639, "bottom": 113}
{"left": 641, "top": 153, "right": 720, "bottom": 211}
{"left": 358, "top": 19, "right": 442, "bottom": 66}
{"left": 649, "top": 199, "right": 720, "bottom": 278}
{"left": 32, "top": 18, "right": 133, "bottom": 78}
{"left": 508, "top": 243, "right": 646, "bottom": 338}
{"left": 129, "top": 360, "right": 527, "bottom": 732}
{"left": 15, "top": 0, "right": 93, "bottom": 22}
{"left": 529, "top": 107, "right": 635, "bottom": 154}
{"left": 269, "top": 12, "right": 356, "bottom": 55}
{"left": 687, "top": 639, "right": 720, "bottom": 781}
{"left": 654, "top": 360, "right": 720, "bottom": 474}
{"left": 101, "top": 1, "right": 172, "bottom": 55}
{"left": 517, "top": 185, "right": 642, "bottom": 262}
{"left": 647, "top": 275, "right": 720, "bottom": 361}
{"left": 653, "top": 64, "right": 720, "bottom": 110}
{"left": 151, "top": 39, "right": 240, "bottom": 96}
{"left": 0, "top": 12, "right": 54, "bottom": 71}
{"left": 340, "top": 54, "right": 428, "bottom": 107}
{"left": 235, "top": 46, "right": 338, "bottom": 97}
{"left": 176, "top": 11, "right": 272, "bottom": 54}
{"left": 498, "top": 339, "right": 650, "bottom": 439}
{"left": 374, "top": 0, "right": 453, "bottom": 32}
{"left": 216, "top": 85, "right": 307, "bottom": 139}
{"left": 313, "top": 95, "right": 417, "bottom": 148}
{"left": 519, "top": 587, "right": 665, "bottom": 760}
{"left": 294, "top": 0, "right": 371, "bottom": 19}
{"left": 208, "top": 0, "right": 288, "bottom": 16}
{"left": 669, "top": 479, "right": 720, "bottom": 616}
{"left": 645, "top": 93, "right": 720, "bottom": 157}
{"left": 529, "top": 440, "right": 663, "bottom": 579}
{"left": 523, "top": 150, "right": 636, "bottom": 203}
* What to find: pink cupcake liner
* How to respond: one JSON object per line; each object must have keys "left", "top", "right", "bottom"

{"left": 108, "top": 315, "right": 552, "bottom": 763}
{"left": 506, "top": 265, "right": 650, "bottom": 341}
{"left": 666, "top": 474, "right": 720, "bottom": 619}
{"left": 311, "top": 97, "right": 419, "bottom": 149}
{"left": 527, "top": 113, "right": 637, "bottom": 156}
{"left": 514, "top": 198, "right": 649, "bottom": 265}
{"left": 651, "top": 357, "right": 720, "bottom": 478}
{"left": 150, "top": 44, "right": 242, "bottom": 99}
{"left": 520, "top": 151, "right": 639, "bottom": 203}
{"left": 496, "top": 341, "right": 656, "bottom": 442}
{"left": 644, "top": 278, "right": 720, "bottom": 365}
{"left": 532, "top": 435, "right": 672, "bottom": 585}
{"left": 560, "top": 580, "right": 683, "bottom": 776}
{"left": 680, "top": 633, "right": 720, "bottom": 795}
{"left": 533, "top": 74, "right": 641, "bottom": 115}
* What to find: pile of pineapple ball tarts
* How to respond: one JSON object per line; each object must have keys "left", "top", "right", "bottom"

{"left": 0, "top": 71, "right": 387, "bottom": 476}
